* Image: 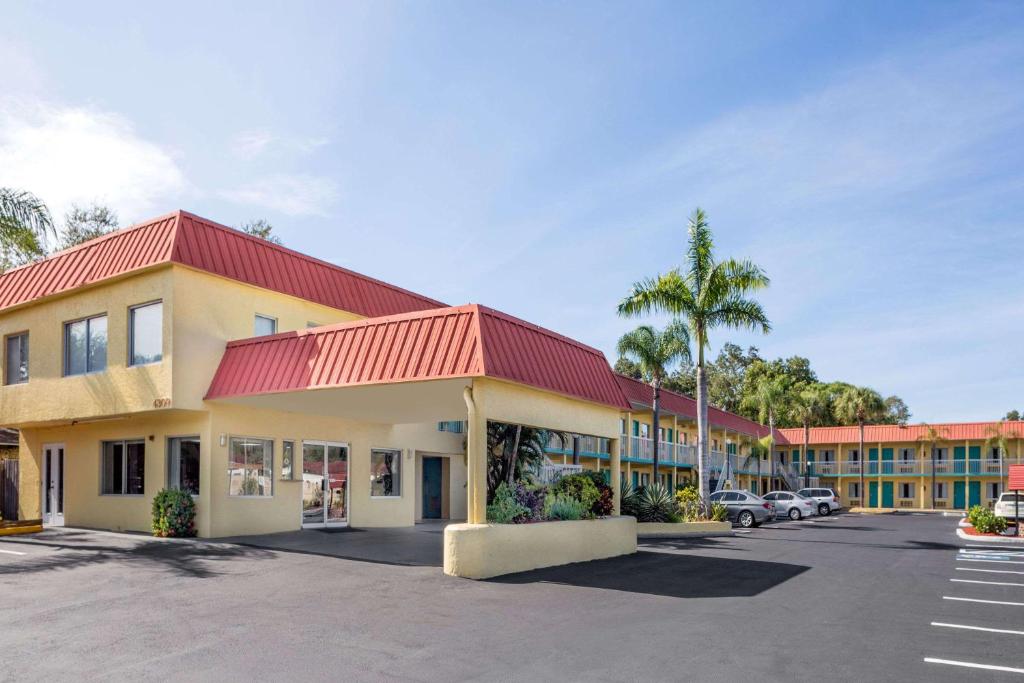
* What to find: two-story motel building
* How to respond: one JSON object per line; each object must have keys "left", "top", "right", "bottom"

{"left": 1, "top": 210, "right": 1021, "bottom": 538}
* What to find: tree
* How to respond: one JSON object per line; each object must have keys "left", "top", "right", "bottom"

{"left": 1005, "top": 410, "right": 1021, "bottom": 422}
{"left": 0, "top": 188, "right": 54, "bottom": 271}
{"left": 984, "top": 424, "right": 1020, "bottom": 490}
{"left": 916, "top": 424, "right": 948, "bottom": 510}
{"left": 60, "top": 203, "right": 119, "bottom": 249}
{"left": 741, "top": 374, "right": 789, "bottom": 489}
{"left": 486, "top": 422, "right": 564, "bottom": 500}
{"left": 239, "top": 219, "right": 282, "bottom": 244}
{"left": 881, "top": 395, "right": 911, "bottom": 426}
{"left": 618, "top": 208, "right": 770, "bottom": 504}
{"left": 616, "top": 322, "right": 692, "bottom": 481}
{"left": 833, "top": 386, "right": 885, "bottom": 506}
{"left": 789, "top": 384, "right": 830, "bottom": 486}
{"left": 706, "top": 343, "right": 760, "bottom": 414}
{"left": 612, "top": 356, "right": 643, "bottom": 379}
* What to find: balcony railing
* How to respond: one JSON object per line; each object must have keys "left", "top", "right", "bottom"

{"left": 773, "top": 458, "right": 1006, "bottom": 477}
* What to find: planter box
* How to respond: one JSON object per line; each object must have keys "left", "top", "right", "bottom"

{"left": 0, "top": 519, "right": 43, "bottom": 536}
{"left": 637, "top": 521, "right": 732, "bottom": 538}
{"left": 444, "top": 516, "right": 637, "bottom": 579}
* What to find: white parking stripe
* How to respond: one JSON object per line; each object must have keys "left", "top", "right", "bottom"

{"left": 957, "top": 567, "right": 1024, "bottom": 575}
{"left": 960, "top": 549, "right": 1024, "bottom": 555}
{"left": 966, "top": 544, "right": 1024, "bottom": 550}
{"left": 924, "top": 657, "right": 1024, "bottom": 674}
{"left": 951, "top": 578, "right": 1024, "bottom": 587}
{"left": 943, "top": 596, "right": 1024, "bottom": 607}
{"left": 932, "top": 622, "right": 1024, "bottom": 636}
{"left": 0, "top": 548, "right": 26, "bottom": 556}
{"left": 957, "top": 558, "right": 1024, "bottom": 565}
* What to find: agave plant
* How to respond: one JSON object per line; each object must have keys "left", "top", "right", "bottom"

{"left": 635, "top": 483, "right": 679, "bottom": 523}
{"left": 619, "top": 480, "right": 641, "bottom": 519}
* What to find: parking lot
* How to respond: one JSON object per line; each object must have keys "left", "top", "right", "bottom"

{"left": 1, "top": 513, "right": 1020, "bottom": 681}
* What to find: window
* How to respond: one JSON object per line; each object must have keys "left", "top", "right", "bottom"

{"left": 899, "top": 483, "right": 914, "bottom": 499}
{"left": 619, "top": 418, "right": 626, "bottom": 435}
{"left": 254, "top": 315, "right": 277, "bottom": 336}
{"left": 849, "top": 482, "right": 861, "bottom": 499}
{"left": 228, "top": 437, "right": 273, "bottom": 496}
{"left": 65, "top": 314, "right": 107, "bottom": 375}
{"left": 369, "top": 449, "right": 401, "bottom": 497}
{"left": 899, "top": 448, "right": 914, "bottom": 461}
{"left": 5, "top": 332, "right": 28, "bottom": 385}
{"left": 167, "top": 437, "right": 200, "bottom": 495}
{"left": 281, "top": 440, "right": 295, "bottom": 480}
{"left": 101, "top": 440, "right": 145, "bottom": 495}
{"left": 129, "top": 301, "right": 162, "bottom": 365}
{"left": 988, "top": 482, "right": 1001, "bottom": 500}
{"left": 640, "top": 423, "right": 649, "bottom": 439}
{"left": 933, "top": 448, "right": 948, "bottom": 461}
{"left": 848, "top": 449, "right": 859, "bottom": 462}
{"left": 821, "top": 449, "right": 834, "bottom": 462}
{"left": 935, "top": 482, "right": 948, "bottom": 499}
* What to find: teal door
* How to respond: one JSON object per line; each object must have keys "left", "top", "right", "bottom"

{"left": 882, "top": 448, "right": 894, "bottom": 475}
{"left": 632, "top": 471, "right": 639, "bottom": 489}
{"left": 422, "top": 457, "right": 443, "bottom": 519}
{"left": 807, "top": 449, "right": 815, "bottom": 475}
{"left": 869, "top": 448, "right": 879, "bottom": 475}
{"left": 882, "top": 481, "right": 894, "bottom": 507}
{"left": 954, "top": 481, "right": 965, "bottom": 508}
{"left": 954, "top": 446, "right": 966, "bottom": 474}
{"left": 968, "top": 446, "right": 981, "bottom": 474}
{"left": 968, "top": 481, "right": 981, "bottom": 507}
{"left": 869, "top": 481, "right": 879, "bottom": 507}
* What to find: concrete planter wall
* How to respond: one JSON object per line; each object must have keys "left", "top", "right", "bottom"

{"left": 637, "top": 520, "right": 732, "bottom": 538}
{"left": 444, "top": 515, "right": 637, "bottom": 579}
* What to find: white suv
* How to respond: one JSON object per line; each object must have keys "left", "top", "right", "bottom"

{"left": 797, "top": 488, "right": 842, "bottom": 516}
{"left": 994, "top": 492, "right": 1023, "bottom": 520}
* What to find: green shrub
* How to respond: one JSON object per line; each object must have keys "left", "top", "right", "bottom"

{"left": 675, "top": 484, "right": 703, "bottom": 522}
{"left": 710, "top": 502, "right": 729, "bottom": 522}
{"left": 620, "top": 480, "right": 641, "bottom": 519}
{"left": 579, "top": 470, "right": 614, "bottom": 517}
{"left": 969, "top": 505, "right": 1008, "bottom": 534}
{"left": 544, "top": 494, "right": 585, "bottom": 521}
{"left": 552, "top": 473, "right": 600, "bottom": 513}
{"left": 152, "top": 488, "right": 197, "bottom": 537}
{"left": 635, "top": 483, "right": 679, "bottom": 523}
{"left": 487, "top": 482, "right": 530, "bottom": 523}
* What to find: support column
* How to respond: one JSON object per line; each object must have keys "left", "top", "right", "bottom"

{"left": 610, "top": 437, "right": 621, "bottom": 515}
{"left": 463, "top": 384, "right": 487, "bottom": 524}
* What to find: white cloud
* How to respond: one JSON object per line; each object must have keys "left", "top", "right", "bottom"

{"left": 229, "top": 129, "right": 330, "bottom": 160}
{"left": 221, "top": 174, "right": 340, "bottom": 216}
{"left": 0, "top": 99, "right": 187, "bottom": 225}
{"left": 230, "top": 129, "right": 274, "bottom": 159}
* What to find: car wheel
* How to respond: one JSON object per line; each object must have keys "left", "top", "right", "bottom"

{"left": 788, "top": 507, "right": 801, "bottom": 521}
{"left": 738, "top": 510, "right": 755, "bottom": 528}
{"left": 818, "top": 503, "right": 830, "bottom": 516}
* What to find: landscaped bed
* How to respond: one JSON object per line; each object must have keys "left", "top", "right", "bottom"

{"left": 955, "top": 505, "right": 1023, "bottom": 542}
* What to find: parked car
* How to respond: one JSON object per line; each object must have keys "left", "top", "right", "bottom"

{"left": 762, "top": 491, "right": 818, "bottom": 520}
{"left": 709, "top": 489, "right": 774, "bottom": 528}
{"left": 994, "top": 492, "right": 1023, "bottom": 520}
{"left": 796, "top": 487, "right": 842, "bottom": 516}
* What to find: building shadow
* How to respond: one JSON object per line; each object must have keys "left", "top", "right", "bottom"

{"left": 489, "top": 550, "right": 810, "bottom": 598}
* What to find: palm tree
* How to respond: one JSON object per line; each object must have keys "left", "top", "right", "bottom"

{"left": 618, "top": 208, "right": 770, "bottom": 504}
{"left": 486, "top": 422, "right": 565, "bottom": 500}
{"left": 917, "top": 424, "right": 948, "bottom": 509}
{"left": 985, "top": 424, "right": 1020, "bottom": 496}
{"left": 616, "top": 321, "right": 692, "bottom": 481}
{"left": 741, "top": 374, "right": 788, "bottom": 490}
{"left": 790, "top": 384, "right": 829, "bottom": 487}
{"left": 834, "top": 386, "right": 885, "bottom": 506}
{"left": 0, "top": 188, "right": 54, "bottom": 269}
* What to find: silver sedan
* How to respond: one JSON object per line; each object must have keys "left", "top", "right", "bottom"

{"left": 762, "top": 491, "right": 818, "bottom": 520}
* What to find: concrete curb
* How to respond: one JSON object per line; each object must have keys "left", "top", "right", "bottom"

{"left": 956, "top": 527, "right": 1024, "bottom": 544}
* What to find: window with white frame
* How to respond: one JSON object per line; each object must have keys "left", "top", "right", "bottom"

{"left": 935, "top": 482, "right": 948, "bottom": 498}
{"left": 990, "top": 447, "right": 1001, "bottom": 459}
{"left": 129, "top": 301, "right": 163, "bottom": 365}
{"left": 899, "top": 448, "right": 914, "bottom": 461}
{"left": 820, "top": 449, "right": 835, "bottom": 462}
{"left": 370, "top": 449, "right": 401, "bottom": 497}
{"left": 899, "top": 482, "right": 914, "bottom": 499}
{"left": 65, "top": 314, "right": 107, "bottom": 375}
{"left": 228, "top": 437, "right": 273, "bottom": 496}
{"left": 640, "top": 423, "right": 649, "bottom": 439}
{"left": 167, "top": 436, "right": 200, "bottom": 495}
{"left": 933, "top": 448, "right": 948, "bottom": 461}
{"left": 619, "top": 418, "right": 626, "bottom": 435}
{"left": 5, "top": 332, "right": 28, "bottom": 385}
{"left": 254, "top": 315, "right": 277, "bottom": 337}
{"left": 101, "top": 440, "right": 145, "bottom": 495}
{"left": 281, "top": 440, "right": 295, "bottom": 480}
{"left": 988, "top": 482, "right": 1001, "bottom": 499}
{"left": 848, "top": 449, "right": 859, "bottom": 462}
{"left": 849, "top": 482, "right": 861, "bottom": 499}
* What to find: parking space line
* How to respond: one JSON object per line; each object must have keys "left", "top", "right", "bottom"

{"left": 966, "top": 544, "right": 1024, "bottom": 550}
{"left": 960, "top": 549, "right": 1024, "bottom": 556}
{"left": 0, "top": 548, "right": 26, "bottom": 556}
{"left": 957, "top": 567, "right": 1024, "bottom": 575}
{"left": 924, "top": 658, "right": 1024, "bottom": 674}
{"left": 943, "top": 596, "right": 1024, "bottom": 607}
{"left": 957, "top": 558, "right": 1024, "bottom": 565}
{"left": 931, "top": 622, "right": 1024, "bottom": 636}
{"left": 951, "top": 578, "right": 1024, "bottom": 587}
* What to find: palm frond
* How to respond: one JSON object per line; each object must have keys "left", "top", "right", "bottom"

{"left": 617, "top": 270, "right": 694, "bottom": 318}
{"left": 704, "top": 295, "right": 772, "bottom": 334}
{"left": 0, "top": 188, "right": 54, "bottom": 240}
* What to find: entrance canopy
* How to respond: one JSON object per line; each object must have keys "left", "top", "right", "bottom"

{"left": 205, "top": 303, "right": 629, "bottom": 424}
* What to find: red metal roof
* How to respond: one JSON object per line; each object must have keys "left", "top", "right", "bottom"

{"left": 0, "top": 210, "right": 444, "bottom": 318}
{"left": 775, "top": 421, "right": 1024, "bottom": 445}
{"left": 614, "top": 374, "right": 770, "bottom": 438}
{"left": 206, "top": 304, "right": 630, "bottom": 410}
{"left": 1008, "top": 465, "right": 1024, "bottom": 490}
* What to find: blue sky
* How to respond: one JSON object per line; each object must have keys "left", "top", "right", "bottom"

{"left": 2, "top": 1, "right": 1022, "bottom": 422}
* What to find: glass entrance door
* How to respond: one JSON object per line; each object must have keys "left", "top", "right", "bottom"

{"left": 42, "top": 444, "right": 65, "bottom": 526}
{"left": 301, "top": 441, "right": 348, "bottom": 527}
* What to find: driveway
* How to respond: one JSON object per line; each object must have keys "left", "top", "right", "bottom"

{"left": 0, "top": 515, "right": 1010, "bottom": 681}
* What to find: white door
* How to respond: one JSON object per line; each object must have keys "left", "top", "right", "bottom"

{"left": 300, "top": 441, "right": 349, "bottom": 528}
{"left": 42, "top": 444, "right": 65, "bottom": 526}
